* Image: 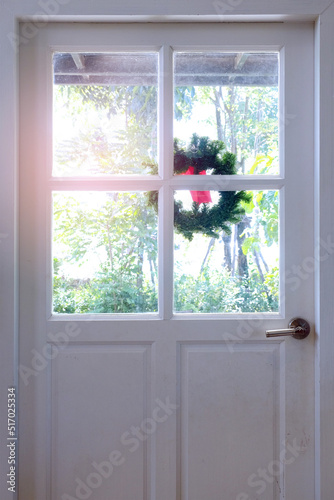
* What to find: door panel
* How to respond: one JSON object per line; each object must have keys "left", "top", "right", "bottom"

{"left": 179, "top": 342, "right": 282, "bottom": 500}
{"left": 19, "top": 22, "right": 314, "bottom": 500}
{"left": 51, "top": 344, "right": 152, "bottom": 500}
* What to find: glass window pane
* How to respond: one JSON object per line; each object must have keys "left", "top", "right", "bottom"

{"left": 174, "top": 52, "right": 279, "bottom": 175}
{"left": 173, "top": 190, "right": 279, "bottom": 313}
{"left": 52, "top": 191, "right": 158, "bottom": 313}
{"left": 53, "top": 53, "right": 158, "bottom": 176}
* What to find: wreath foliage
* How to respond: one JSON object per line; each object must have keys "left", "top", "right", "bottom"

{"left": 148, "top": 134, "right": 252, "bottom": 241}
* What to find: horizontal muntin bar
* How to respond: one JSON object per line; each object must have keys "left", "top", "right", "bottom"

{"left": 49, "top": 175, "right": 284, "bottom": 191}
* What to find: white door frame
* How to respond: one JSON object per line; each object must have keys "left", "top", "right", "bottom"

{"left": 1, "top": 2, "right": 334, "bottom": 499}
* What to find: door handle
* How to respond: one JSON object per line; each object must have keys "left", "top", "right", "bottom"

{"left": 266, "top": 317, "right": 310, "bottom": 339}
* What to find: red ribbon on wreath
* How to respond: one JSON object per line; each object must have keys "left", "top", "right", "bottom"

{"left": 182, "top": 166, "right": 212, "bottom": 204}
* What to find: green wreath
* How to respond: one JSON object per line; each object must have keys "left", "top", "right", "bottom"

{"left": 148, "top": 134, "right": 251, "bottom": 241}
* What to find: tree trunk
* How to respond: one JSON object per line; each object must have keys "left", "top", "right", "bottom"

{"left": 254, "top": 98, "right": 263, "bottom": 157}
{"left": 200, "top": 237, "right": 216, "bottom": 274}
{"left": 214, "top": 88, "right": 224, "bottom": 141}
{"left": 222, "top": 233, "right": 232, "bottom": 272}
{"left": 106, "top": 222, "right": 113, "bottom": 271}
{"left": 237, "top": 216, "right": 250, "bottom": 278}
{"left": 253, "top": 250, "right": 265, "bottom": 282}
{"left": 253, "top": 250, "right": 272, "bottom": 303}
{"left": 259, "top": 249, "right": 269, "bottom": 273}
{"left": 136, "top": 241, "right": 144, "bottom": 309}
{"left": 231, "top": 226, "right": 237, "bottom": 276}
{"left": 149, "top": 257, "right": 155, "bottom": 287}
{"left": 226, "top": 86, "right": 237, "bottom": 154}
{"left": 238, "top": 95, "right": 249, "bottom": 174}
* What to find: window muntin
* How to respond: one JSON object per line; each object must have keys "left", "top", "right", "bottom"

{"left": 51, "top": 50, "right": 281, "bottom": 315}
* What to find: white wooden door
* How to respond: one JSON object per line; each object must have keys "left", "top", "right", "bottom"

{"left": 19, "top": 22, "right": 315, "bottom": 500}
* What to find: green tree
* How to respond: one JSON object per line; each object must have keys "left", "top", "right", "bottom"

{"left": 53, "top": 78, "right": 279, "bottom": 313}
{"left": 53, "top": 192, "right": 158, "bottom": 313}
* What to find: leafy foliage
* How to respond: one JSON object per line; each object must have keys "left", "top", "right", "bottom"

{"left": 54, "top": 84, "right": 157, "bottom": 175}
{"left": 53, "top": 76, "right": 279, "bottom": 314}
{"left": 53, "top": 192, "right": 158, "bottom": 313}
